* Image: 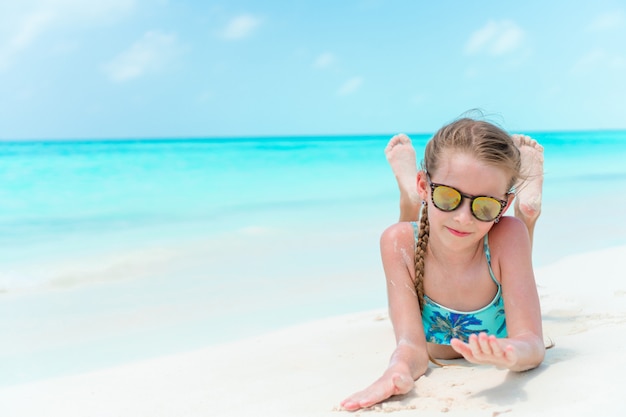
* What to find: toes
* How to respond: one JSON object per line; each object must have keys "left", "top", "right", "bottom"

{"left": 386, "top": 133, "right": 411, "bottom": 151}
{"left": 511, "top": 133, "right": 527, "bottom": 146}
{"left": 396, "top": 133, "right": 411, "bottom": 144}
{"left": 513, "top": 134, "right": 544, "bottom": 153}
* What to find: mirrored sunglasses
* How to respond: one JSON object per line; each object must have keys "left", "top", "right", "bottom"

{"left": 426, "top": 174, "right": 508, "bottom": 222}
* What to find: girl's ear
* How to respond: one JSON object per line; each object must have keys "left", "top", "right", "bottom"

{"left": 495, "top": 193, "right": 515, "bottom": 223}
{"left": 417, "top": 170, "right": 429, "bottom": 201}
{"left": 501, "top": 192, "right": 515, "bottom": 215}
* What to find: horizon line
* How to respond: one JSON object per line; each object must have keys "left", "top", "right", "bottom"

{"left": 2, "top": 127, "right": 626, "bottom": 143}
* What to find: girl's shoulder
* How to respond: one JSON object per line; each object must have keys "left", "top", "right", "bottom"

{"left": 489, "top": 215, "right": 528, "bottom": 240}
{"left": 487, "top": 216, "right": 532, "bottom": 269}
{"left": 380, "top": 221, "right": 417, "bottom": 245}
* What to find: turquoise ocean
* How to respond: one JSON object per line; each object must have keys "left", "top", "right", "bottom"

{"left": 2, "top": 130, "right": 626, "bottom": 386}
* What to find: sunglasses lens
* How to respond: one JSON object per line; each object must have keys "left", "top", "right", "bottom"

{"left": 472, "top": 197, "right": 502, "bottom": 221}
{"left": 432, "top": 185, "right": 462, "bottom": 211}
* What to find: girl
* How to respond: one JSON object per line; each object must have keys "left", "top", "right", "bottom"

{"left": 341, "top": 118, "right": 545, "bottom": 411}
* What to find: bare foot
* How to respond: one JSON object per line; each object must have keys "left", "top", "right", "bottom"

{"left": 511, "top": 134, "right": 544, "bottom": 225}
{"left": 385, "top": 133, "right": 421, "bottom": 221}
{"left": 340, "top": 362, "right": 415, "bottom": 411}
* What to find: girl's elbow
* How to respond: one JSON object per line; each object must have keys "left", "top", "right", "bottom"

{"left": 525, "top": 342, "right": 547, "bottom": 371}
{"left": 510, "top": 333, "right": 546, "bottom": 372}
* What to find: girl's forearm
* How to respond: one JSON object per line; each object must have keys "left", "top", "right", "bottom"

{"left": 507, "top": 332, "right": 546, "bottom": 372}
{"left": 391, "top": 339, "right": 429, "bottom": 378}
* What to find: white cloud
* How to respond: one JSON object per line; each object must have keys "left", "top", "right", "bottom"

{"left": 410, "top": 94, "right": 426, "bottom": 105}
{"left": 337, "top": 76, "right": 364, "bottom": 96}
{"left": 103, "top": 31, "right": 181, "bottom": 82}
{"left": 587, "top": 10, "right": 626, "bottom": 32}
{"left": 219, "top": 14, "right": 261, "bottom": 40}
{"left": 464, "top": 66, "right": 480, "bottom": 79}
{"left": 0, "top": 9, "right": 54, "bottom": 69}
{"left": 0, "top": 0, "right": 135, "bottom": 70}
{"left": 571, "top": 48, "right": 626, "bottom": 75}
{"left": 197, "top": 90, "right": 213, "bottom": 103}
{"left": 313, "top": 52, "right": 334, "bottom": 69}
{"left": 8, "top": 9, "right": 55, "bottom": 50}
{"left": 46, "top": 0, "right": 135, "bottom": 21}
{"left": 465, "top": 20, "right": 525, "bottom": 56}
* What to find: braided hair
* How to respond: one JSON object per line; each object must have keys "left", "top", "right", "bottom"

{"left": 414, "top": 202, "right": 429, "bottom": 311}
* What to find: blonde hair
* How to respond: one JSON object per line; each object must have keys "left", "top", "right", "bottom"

{"left": 414, "top": 118, "right": 522, "bottom": 311}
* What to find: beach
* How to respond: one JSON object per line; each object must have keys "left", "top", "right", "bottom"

{"left": 2, "top": 132, "right": 626, "bottom": 416}
{"left": 3, "top": 0, "right": 626, "bottom": 413}
{"left": 2, "top": 244, "right": 626, "bottom": 416}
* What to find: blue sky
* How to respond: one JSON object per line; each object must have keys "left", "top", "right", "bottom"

{"left": 1, "top": 0, "right": 625, "bottom": 140}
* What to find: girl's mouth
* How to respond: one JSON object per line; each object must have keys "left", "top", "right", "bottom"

{"left": 446, "top": 227, "right": 470, "bottom": 237}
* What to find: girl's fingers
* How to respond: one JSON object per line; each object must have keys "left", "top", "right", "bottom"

{"left": 477, "top": 333, "right": 493, "bottom": 355}
{"left": 453, "top": 335, "right": 517, "bottom": 369}
{"left": 467, "top": 334, "right": 482, "bottom": 357}
{"left": 488, "top": 336, "right": 505, "bottom": 357}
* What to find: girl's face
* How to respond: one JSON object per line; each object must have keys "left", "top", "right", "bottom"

{"left": 418, "top": 151, "right": 513, "bottom": 247}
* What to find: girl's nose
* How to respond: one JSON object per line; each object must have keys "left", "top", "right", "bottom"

{"left": 453, "top": 199, "right": 474, "bottom": 224}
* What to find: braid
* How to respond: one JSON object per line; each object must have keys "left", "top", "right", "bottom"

{"left": 415, "top": 202, "right": 446, "bottom": 367}
{"left": 414, "top": 202, "right": 430, "bottom": 311}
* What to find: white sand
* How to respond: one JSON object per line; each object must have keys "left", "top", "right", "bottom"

{"left": 2, "top": 245, "right": 626, "bottom": 417}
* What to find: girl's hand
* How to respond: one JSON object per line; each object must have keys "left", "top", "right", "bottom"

{"left": 450, "top": 333, "right": 518, "bottom": 370}
{"left": 340, "top": 361, "right": 415, "bottom": 411}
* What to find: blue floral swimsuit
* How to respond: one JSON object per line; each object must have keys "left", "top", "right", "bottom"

{"left": 411, "top": 222, "right": 508, "bottom": 345}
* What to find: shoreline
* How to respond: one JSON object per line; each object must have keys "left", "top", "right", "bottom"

{"left": 3, "top": 244, "right": 626, "bottom": 416}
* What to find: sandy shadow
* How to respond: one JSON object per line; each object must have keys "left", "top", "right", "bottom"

{"left": 471, "top": 345, "right": 575, "bottom": 406}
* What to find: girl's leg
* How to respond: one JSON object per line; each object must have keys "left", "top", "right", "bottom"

{"left": 511, "top": 134, "right": 544, "bottom": 249}
{"left": 385, "top": 134, "right": 423, "bottom": 222}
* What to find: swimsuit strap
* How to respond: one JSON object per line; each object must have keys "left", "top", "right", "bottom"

{"left": 483, "top": 234, "right": 500, "bottom": 286}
